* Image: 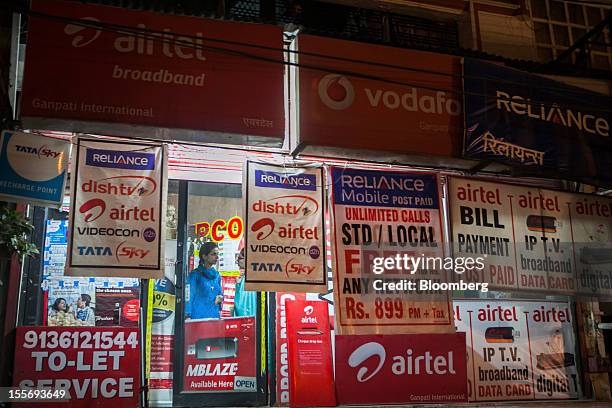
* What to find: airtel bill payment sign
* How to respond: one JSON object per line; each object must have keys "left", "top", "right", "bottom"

{"left": 22, "top": 0, "right": 284, "bottom": 142}
{"left": 67, "top": 137, "right": 166, "bottom": 279}
{"left": 245, "top": 161, "right": 327, "bottom": 293}
{"left": 335, "top": 333, "right": 468, "bottom": 405}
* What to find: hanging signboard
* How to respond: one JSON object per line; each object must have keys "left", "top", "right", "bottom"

{"left": 0, "top": 130, "right": 70, "bottom": 207}
{"left": 12, "top": 326, "right": 140, "bottom": 408}
{"left": 330, "top": 166, "right": 454, "bottom": 335}
{"left": 245, "top": 162, "right": 326, "bottom": 293}
{"left": 23, "top": 0, "right": 284, "bottom": 145}
{"left": 334, "top": 333, "right": 468, "bottom": 404}
{"left": 462, "top": 58, "right": 612, "bottom": 188}
{"left": 449, "top": 177, "right": 612, "bottom": 296}
{"left": 454, "top": 299, "right": 579, "bottom": 401}
{"left": 67, "top": 137, "right": 166, "bottom": 279}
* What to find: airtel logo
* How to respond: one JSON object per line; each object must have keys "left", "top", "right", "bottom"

{"left": 318, "top": 74, "right": 355, "bottom": 110}
{"left": 64, "top": 18, "right": 102, "bottom": 47}
{"left": 79, "top": 198, "right": 106, "bottom": 222}
{"left": 348, "top": 342, "right": 386, "bottom": 383}
{"left": 304, "top": 306, "right": 314, "bottom": 316}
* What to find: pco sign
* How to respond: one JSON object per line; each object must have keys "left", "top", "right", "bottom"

{"left": 195, "top": 217, "right": 243, "bottom": 242}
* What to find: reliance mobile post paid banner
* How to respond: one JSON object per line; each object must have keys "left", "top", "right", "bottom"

{"left": 454, "top": 300, "right": 579, "bottom": 402}
{"left": 330, "top": 167, "right": 454, "bottom": 335}
{"left": 449, "top": 177, "right": 612, "bottom": 296}
{"left": 297, "top": 35, "right": 462, "bottom": 157}
{"left": 67, "top": 137, "right": 166, "bottom": 279}
{"left": 245, "top": 162, "right": 326, "bottom": 293}
{"left": 462, "top": 58, "right": 612, "bottom": 188}
{"left": 23, "top": 0, "right": 284, "bottom": 142}
{"left": 12, "top": 327, "right": 140, "bottom": 408}
{"left": 0, "top": 130, "right": 70, "bottom": 207}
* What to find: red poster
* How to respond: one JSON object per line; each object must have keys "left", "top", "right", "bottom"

{"left": 285, "top": 300, "right": 336, "bottom": 407}
{"left": 183, "top": 317, "right": 256, "bottom": 392}
{"left": 274, "top": 293, "right": 306, "bottom": 406}
{"left": 298, "top": 35, "right": 461, "bottom": 156}
{"left": 12, "top": 327, "right": 140, "bottom": 407}
{"left": 335, "top": 333, "right": 468, "bottom": 405}
{"left": 23, "top": 0, "right": 284, "bottom": 141}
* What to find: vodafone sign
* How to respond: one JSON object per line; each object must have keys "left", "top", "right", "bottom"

{"left": 22, "top": 0, "right": 284, "bottom": 143}
{"left": 335, "top": 333, "right": 468, "bottom": 404}
{"left": 298, "top": 35, "right": 462, "bottom": 156}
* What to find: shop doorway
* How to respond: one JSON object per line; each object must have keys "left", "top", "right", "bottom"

{"left": 172, "top": 180, "right": 267, "bottom": 407}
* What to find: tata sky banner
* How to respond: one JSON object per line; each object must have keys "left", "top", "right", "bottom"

{"left": 67, "top": 137, "right": 166, "bottom": 279}
{"left": 463, "top": 58, "right": 612, "bottom": 187}
{"left": 245, "top": 162, "right": 326, "bottom": 292}
{"left": 22, "top": 0, "right": 284, "bottom": 144}
{"left": 0, "top": 130, "right": 70, "bottom": 207}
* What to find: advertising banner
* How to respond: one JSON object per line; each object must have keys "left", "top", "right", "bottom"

{"left": 285, "top": 300, "right": 336, "bottom": 407}
{"left": 67, "top": 137, "right": 165, "bottom": 279}
{"left": 43, "top": 220, "right": 69, "bottom": 281}
{"left": 12, "top": 326, "right": 140, "bottom": 407}
{"left": 449, "top": 177, "right": 612, "bottom": 296}
{"left": 245, "top": 162, "right": 326, "bottom": 293}
{"left": 274, "top": 293, "right": 306, "bottom": 406}
{"left": 0, "top": 130, "right": 70, "bottom": 207}
{"left": 149, "top": 240, "right": 177, "bottom": 404}
{"left": 463, "top": 58, "right": 612, "bottom": 187}
{"left": 47, "top": 278, "right": 97, "bottom": 327}
{"left": 297, "top": 35, "right": 462, "bottom": 156}
{"left": 334, "top": 333, "right": 468, "bottom": 404}
{"left": 95, "top": 287, "right": 140, "bottom": 327}
{"left": 454, "top": 300, "right": 579, "bottom": 401}
{"left": 23, "top": 0, "right": 284, "bottom": 142}
{"left": 330, "top": 166, "right": 454, "bottom": 335}
{"left": 183, "top": 318, "right": 256, "bottom": 392}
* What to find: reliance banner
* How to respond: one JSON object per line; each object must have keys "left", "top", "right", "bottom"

{"left": 13, "top": 327, "right": 140, "bottom": 407}
{"left": 454, "top": 300, "right": 579, "bottom": 401}
{"left": 67, "top": 137, "right": 166, "bottom": 279}
{"left": 330, "top": 167, "right": 454, "bottom": 335}
{"left": 297, "top": 35, "right": 462, "bottom": 157}
{"left": 463, "top": 58, "right": 612, "bottom": 187}
{"left": 245, "top": 162, "right": 326, "bottom": 293}
{"left": 335, "top": 333, "right": 467, "bottom": 404}
{"left": 0, "top": 130, "right": 70, "bottom": 207}
{"left": 22, "top": 0, "right": 284, "bottom": 143}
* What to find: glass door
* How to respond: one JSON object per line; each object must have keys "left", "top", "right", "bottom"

{"left": 173, "top": 180, "right": 267, "bottom": 407}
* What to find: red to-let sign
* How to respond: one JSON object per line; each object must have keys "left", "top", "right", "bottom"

{"left": 22, "top": 0, "right": 285, "bottom": 143}
{"left": 335, "top": 333, "right": 468, "bottom": 405}
{"left": 285, "top": 299, "right": 336, "bottom": 407}
{"left": 12, "top": 326, "right": 141, "bottom": 408}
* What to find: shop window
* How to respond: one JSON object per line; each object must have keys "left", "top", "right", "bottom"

{"left": 553, "top": 24, "right": 570, "bottom": 46}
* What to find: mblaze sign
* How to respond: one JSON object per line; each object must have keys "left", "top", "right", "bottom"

{"left": 297, "top": 35, "right": 462, "bottom": 157}
{"left": 22, "top": 0, "right": 284, "bottom": 142}
{"left": 67, "top": 137, "right": 165, "bottom": 279}
{"left": 0, "top": 130, "right": 70, "bottom": 207}
{"left": 335, "top": 334, "right": 467, "bottom": 405}
{"left": 245, "top": 162, "right": 326, "bottom": 293}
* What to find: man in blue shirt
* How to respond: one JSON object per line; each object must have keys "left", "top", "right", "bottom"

{"left": 185, "top": 242, "right": 223, "bottom": 320}
{"left": 233, "top": 247, "right": 257, "bottom": 317}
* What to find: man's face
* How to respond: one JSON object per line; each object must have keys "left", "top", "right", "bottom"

{"left": 77, "top": 298, "right": 84, "bottom": 308}
{"left": 236, "top": 249, "right": 245, "bottom": 270}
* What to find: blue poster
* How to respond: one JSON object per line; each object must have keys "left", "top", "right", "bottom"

{"left": 463, "top": 58, "right": 612, "bottom": 187}
{"left": 0, "top": 130, "right": 70, "bottom": 206}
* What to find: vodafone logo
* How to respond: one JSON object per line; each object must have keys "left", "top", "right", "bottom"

{"left": 64, "top": 18, "right": 102, "bottom": 47}
{"left": 349, "top": 342, "right": 386, "bottom": 383}
{"left": 318, "top": 74, "right": 355, "bottom": 110}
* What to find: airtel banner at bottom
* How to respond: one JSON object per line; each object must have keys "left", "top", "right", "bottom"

{"left": 335, "top": 333, "right": 468, "bottom": 405}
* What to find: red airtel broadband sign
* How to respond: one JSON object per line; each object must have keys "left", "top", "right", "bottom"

{"left": 22, "top": 0, "right": 284, "bottom": 142}
{"left": 298, "top": 35, "right": 462, "bottom": 156}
